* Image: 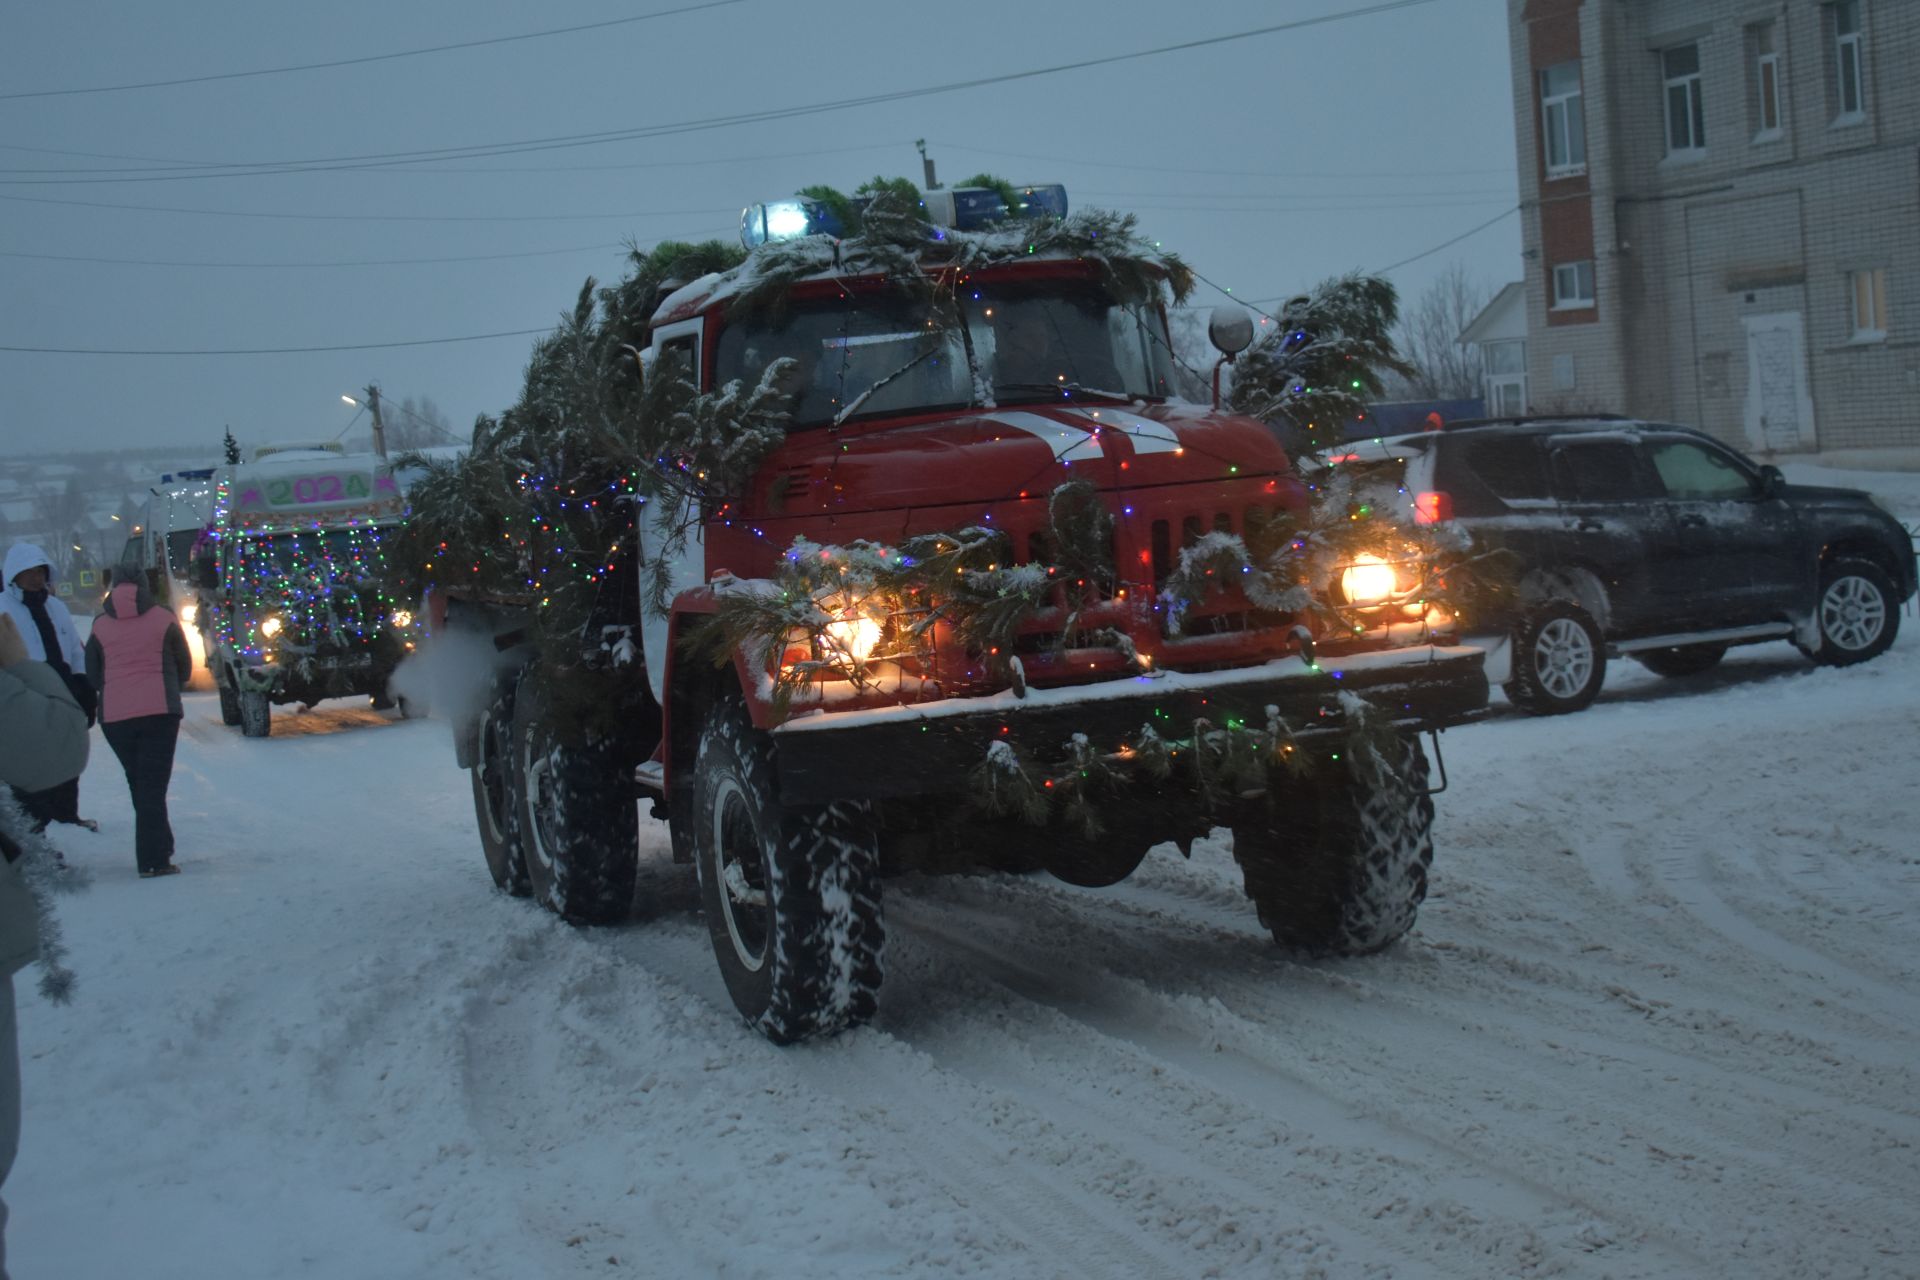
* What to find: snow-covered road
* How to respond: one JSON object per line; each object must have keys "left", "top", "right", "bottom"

{"left": 14, "top": 476, "right": 1920, "bottom": 1279}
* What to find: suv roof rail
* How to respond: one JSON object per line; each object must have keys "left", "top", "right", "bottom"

{"left": 1439, "top": 413, "right": 1634, "bottom": 431}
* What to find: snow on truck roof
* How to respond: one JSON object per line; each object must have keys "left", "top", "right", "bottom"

{"left": 650, "top": 199, "right": 1179, "bottom": 330}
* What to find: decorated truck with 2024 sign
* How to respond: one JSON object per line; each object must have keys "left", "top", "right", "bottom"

{"left": 425, "top": 184, "right": 1492, "bottom": 1043}
{"left": 194, "top": 448, "right": 423, "bottom": 737}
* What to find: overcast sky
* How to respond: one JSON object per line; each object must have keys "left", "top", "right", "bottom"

{"left": 0, "top": 0, "right": 1518, "bottom": 460}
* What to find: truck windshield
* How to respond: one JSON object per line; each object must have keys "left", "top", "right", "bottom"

{"left": 712, "top": 281, "right": 1177, "bottom": 429}
{"left": 968, "top": 281, "right": 1176, "bottom": 406}
{"left": 232, "top": 527, "right": 393, "bottom": 589}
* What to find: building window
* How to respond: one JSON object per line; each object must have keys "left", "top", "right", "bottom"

{"left": 1832, "top": 1, "right": 1865, "bottom": 121}
{"left": 1750, "top": 22, "right": 1782, "bottom": 138}
{"left": 1663, "top": 43, "right": 1707, "bottom": 155}
{"left": 1539, "top": 61, "right": 1586, "bottom": 176}
{"left": 1481, "top": 340, "right": 1527, "bottom": 416}
{"left": 1552, "top": 261, "right": 1595, "bottom": 310}
{"left": 1850, "top": 268, "right": 1888, "bottom": 341}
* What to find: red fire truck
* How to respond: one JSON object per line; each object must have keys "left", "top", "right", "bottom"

{"left": 437, "top": 188, "right": 1491, "bottom": 1043}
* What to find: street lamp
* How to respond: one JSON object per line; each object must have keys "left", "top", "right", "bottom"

{"left": 340, "top": 387, "right": 386, "bottom": 458}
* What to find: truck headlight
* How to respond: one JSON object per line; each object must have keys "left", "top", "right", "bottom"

{"left": 259, "top": 614, "right": 284, "bottom": 639}
{"left": 1340, "top": 554, "right": 1400, "bottom": 607}
{"left": 823, "top": 614, "right": 883, "bottom": 664}
{"left": 179, "top": 601, "right": 198, "bottom": 626}
{"left": 390, "top": 609, "right": 414, "bottom": 630}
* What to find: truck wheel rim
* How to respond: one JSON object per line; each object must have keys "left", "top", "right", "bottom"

{"left": 478, "top": 719, "right": 511, "bottom": 843}
{"left": 522, "top": 743, "right": 558, "bottom": 880}
{"left": 1535, "top": 617, "right": 1594, "bottom": 699}
{"left": 710, "top": 778, "right": 770, "bottom": 972}
{"left": 1821, "top": 575, "right": 1884, "bottom": 651}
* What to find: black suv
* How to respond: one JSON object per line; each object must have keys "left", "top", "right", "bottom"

{"left": 1331, "top": 417, "right": 1917, "bottom": 714}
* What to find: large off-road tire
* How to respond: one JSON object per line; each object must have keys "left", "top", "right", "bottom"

{"left": 1230, "top": 732, "right": 1435, "bottom": 957}
{"left": 215, "top": 668, "right": 242, "bottom": 726}
{"left": 1503, "top": 599, "right": 1606, "bottom": 715}
{"left": 1635, "top": 643, "right": 1727, "bottom": 678}
{"left": 1806, "top": 558, "right": 1899, "bottom": 668}
{"left": 512, "top": 675, "right": 638, "bottom": 924}
{"left": 238, "top": 688, "right": 271, "bottom": 738}
{"left": 471, "top": 679, "right": 529, "bottom": 897}
{"left": 690, "top": 701, "right": 884, "bottom": 1044}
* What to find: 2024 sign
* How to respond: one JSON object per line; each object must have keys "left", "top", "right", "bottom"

{"left": 266, "top": 472, "right": 371, "bottom": 506}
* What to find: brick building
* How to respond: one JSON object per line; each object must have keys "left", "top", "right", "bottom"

{"left": 1506, "top": 0, "right": 1919, "bottom": 456}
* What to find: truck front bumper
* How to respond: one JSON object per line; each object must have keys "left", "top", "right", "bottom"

{"left": 770, "top": 645, "right": 1489, "bottom": 806}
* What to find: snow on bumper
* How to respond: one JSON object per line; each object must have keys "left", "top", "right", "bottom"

{"left": 769, "top": 644, "right": 1490, "bottom": 806}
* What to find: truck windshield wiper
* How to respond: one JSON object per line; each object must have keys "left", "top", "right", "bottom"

{"left": 833, "top": 346, "right": 938, "bottom": 427}
{"left": 992, "top": 380, "right": 1132, "bottom": 403}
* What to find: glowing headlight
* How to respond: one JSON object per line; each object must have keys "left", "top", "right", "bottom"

{"left": 179, "top": 602, "right": 198, "bottom": 626}
{"left": 823, "top": 614, "right": 883, "bottom": 664}
{"left": 390, "top": 609, "right": 414, "bottom": 630}
{"left": 1340, "top": 554, "right": 1400, "bottom": 607}
{"left": 259, "top": 614, "right": 284, "bottom": 639}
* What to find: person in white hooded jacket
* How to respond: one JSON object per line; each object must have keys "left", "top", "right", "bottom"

{"left": 1, "top": 543, "right": 96, "bottom": 834}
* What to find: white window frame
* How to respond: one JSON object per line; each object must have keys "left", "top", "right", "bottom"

{"left": 1849, "top": 268, "right": 1888, "bottom": 342}
{"left": 1663, "top": 43, "right": 1707, "bottom": 156}
{"left": 1832, "top": 1, "right": 1865, "bottom": 123}
{"left": 1552, "top": 261, "right": 1596, "bottom": 311}
{"left": 1752, "top": 23, "right": 1783, "bottom": 139}
{"left": 1539, "top": 61, "right": 1586, "bottom": 177}
{"left": 1481, "top": 340, "right": 1527, "bottom": 416}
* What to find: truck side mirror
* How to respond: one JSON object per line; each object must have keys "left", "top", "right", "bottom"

{"left": 196, "top": 557, "right": 219, "bottom": 589}
{"left": 1207, "top": 305, "right": 1255, "bottom": 358}
{"left": 1757, "top": 464, "right": 1785, "bottom": 497}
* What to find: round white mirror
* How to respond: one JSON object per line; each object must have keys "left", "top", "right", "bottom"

{"left": 1208, "top": 305, "right": 1255, "bottom": 357}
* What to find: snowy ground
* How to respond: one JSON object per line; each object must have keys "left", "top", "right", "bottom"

{"left": 14, "top": 466, "right": 1920, "bottom": 1280}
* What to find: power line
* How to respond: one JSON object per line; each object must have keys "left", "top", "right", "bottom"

{"left": 0, "top": 329, "right": 551, "bottom": 356}
{"left": 1180, "top": 205, "right": 1523, "bottom": 311}
{"left": 0, "top": 191, "right": 736, "bottom": 223}
{"left": 0, "top": 1, "right": 1438, "bottom": 182}
{"left": 0, "top": 1, "right": 747, "bottom": 102}
{"left": 0, "top": 243, "right": 627, "bottom": 268}
{"left": 0, "top": 138, "right": 913, "bottom": 182}
{"left": 1373, "top": 205, "right": 1519, "bottom": 273}
{"left": 931, "top": 141, "right": 1516, "bottom": 183}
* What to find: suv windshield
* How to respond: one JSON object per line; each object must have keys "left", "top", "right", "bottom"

{"left": 713, "top": 281, "right": 1177, "bottom": 429}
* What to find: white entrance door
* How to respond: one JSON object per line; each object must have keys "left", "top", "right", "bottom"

{"left": 1742, "top": 312, "right": 1817, "bottom": 452}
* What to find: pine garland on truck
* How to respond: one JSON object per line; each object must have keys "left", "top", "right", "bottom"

{"left": 397, "top": 178, "right": 1492, "bottom": 748}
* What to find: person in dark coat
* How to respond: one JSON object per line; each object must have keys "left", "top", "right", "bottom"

{"left": 85, "top": 571, "right": 192, "bottom": 879}
{"left": 1, "top": 543, "right": 97, "bottom": 834}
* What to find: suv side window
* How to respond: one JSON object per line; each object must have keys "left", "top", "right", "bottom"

{"left": 1647, "top": 439, "right": 1755, "bottom": 499}
{"left": 1460, "top": 437, "right": 1552, "bottom": 502}
{"left": 1551, "top": 440, "right": 1656, "bottom": 502}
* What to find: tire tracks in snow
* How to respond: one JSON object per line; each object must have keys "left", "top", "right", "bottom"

{"left": 608, "top": 918, "right": 1196, "bottom": 1280}
{"left": 888, "top": 894, "right": 1717, "bottom": 1279}
{"left": 891, "top": 872, "right": 1920, "bottom": 1276}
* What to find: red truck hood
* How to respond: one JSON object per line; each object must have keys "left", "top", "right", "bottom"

{"left": 753, "top": 401, "right": 1291, "bottom": 515}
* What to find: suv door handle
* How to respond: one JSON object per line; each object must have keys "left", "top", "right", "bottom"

{"left": 1574, "top": 519, "right": 1603, "bottom": 532}
{"left": 1678, "top": 513, "right": 1707, "bottom": 529}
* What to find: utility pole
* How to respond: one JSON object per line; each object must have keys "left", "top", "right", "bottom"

{"left": 364, "top": 383, "right": 387, "bottom": 459}
{"left": 916, "top": 139, "right": 940, "bottom": 190}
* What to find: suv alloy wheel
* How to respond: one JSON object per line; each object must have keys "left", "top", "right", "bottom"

{"left": 1504, "top": 599, "right": 1607, "bottom": 715}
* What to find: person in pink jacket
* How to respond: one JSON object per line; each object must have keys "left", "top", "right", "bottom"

{"left": 84, "top": 571, "right": 193, "bottom": 879}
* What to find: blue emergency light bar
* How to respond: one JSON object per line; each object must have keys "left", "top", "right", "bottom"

{"left": 740, "top": 197, "right": 847, "bottom": 248}
{"left": 739, "top": 183, "right": 1068, "bottom": 248}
